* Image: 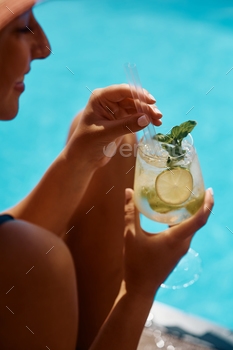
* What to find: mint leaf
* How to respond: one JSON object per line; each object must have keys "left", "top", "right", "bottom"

{"left": 162, "top": 144, "right": 186, "bottom": 157}
{"left": 153, "top": 133, "right": 173, "bottom": 143}
{"left": 175, "top": 120, "right": 197, "bottom": 140}
{"left": 152, "top": 120, "right": 197, "bottom": 166}
{"left": 154, "top": 121, "right": 197, "bottom": 145}
{"left": 174, "top": 145, "right": 186, "bottom": 156}
{"left": 161, "top": 144, "right": 174, "bottom": 156}
{"left": 171, "top": 126, "right": 180, "bottom": 140}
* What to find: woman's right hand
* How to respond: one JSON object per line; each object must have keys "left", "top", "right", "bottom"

{"left": 123, "top": 188, "right": 214, "bottom": 299}
{"left": 65, "top": 84, "right": 162, "bottom": 169}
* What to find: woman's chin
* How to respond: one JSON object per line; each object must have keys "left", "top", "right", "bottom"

{"left": 0, "top": 106, "right": 19, "bottom": 121}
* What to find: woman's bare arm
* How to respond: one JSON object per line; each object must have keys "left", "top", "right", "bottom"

{"left": 5, "top": 144, "right": 95, "bottom": 236}
{"left": 88, "top": 188, "right": 214, "bottom": 350}
{"left": 89, "top": 282, "right": 154, "bottom": 350}
{"left": 4, "top": 85, "right": 161, "bottom": 236}
{"left": 4, "top": 111, "right": 83, "bottom": 237}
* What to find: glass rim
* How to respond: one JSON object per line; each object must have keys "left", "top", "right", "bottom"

{"left": 138, "top": 133, "right": 194, "bottom": 161}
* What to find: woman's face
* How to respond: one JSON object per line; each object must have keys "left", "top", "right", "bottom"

{"left": 0, "top": 9, "right": 50, "bottom": 121}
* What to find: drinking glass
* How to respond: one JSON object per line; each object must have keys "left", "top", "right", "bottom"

{"left": 134, "top": 130, "right": 205, "bottom": 288}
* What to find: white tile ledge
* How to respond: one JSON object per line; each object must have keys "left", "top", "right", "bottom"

{"left": 138, "top": 301, "right": 233, "bottom": 350}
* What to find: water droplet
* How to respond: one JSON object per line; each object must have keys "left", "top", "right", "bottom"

{"left": 167, "top": 345, "right": 175, "bottom": 350}
{"left": 156, "top": 339, "right": 165, "bottom": 348}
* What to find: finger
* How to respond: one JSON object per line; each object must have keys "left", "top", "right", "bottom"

{"left": 124, "top": 189, "right": 141, "bottom": 235}
{"left": 105, "top": 102, "right": 133, "bottom": 119}
{"left": 115, "top": 102, "right": 163, "bottom": 122}
{"left": 125, "top": 108, "right": 137, "bottom": 115}
{"left": 97, "top": 84, "right": 156, "bottom": 104}
{"left": 147, "top": 104, "right": 163, "bottom": 122}
{"left": 143, "top": 88, "right": 156, "bottom": 102}
{"left": 124, "top": 189, "right": 136, "bottom": 236}
{"left": 125, "top": 101, "right": 163, "bottom": 121}
{"left": 169, "top": 188, "right": 214, "bottom": 240}
{"left": 118, "top": 96, "right": 158, "bottom": 109}
{"left": 103, "top": 99, "right": 135, "bottom": 119}
{"left": 99, "top": 104, "right": 116, "bottom": 121}
{"left": 124, "top": 97, "right": 162, "bottom": 121}
{"left": 95, "top": 86, "right": 162, "bottom": 122}
{"left": 106, "top": 113, "right": 162, "bottom": 139}
{"left": 118, "top": 98, "right": 136, "bottom": 110}
{"left": 116, "top": 104, "right": 162, "bottom": 121}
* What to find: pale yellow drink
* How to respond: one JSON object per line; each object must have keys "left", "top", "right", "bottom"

{"left": 134, "top": 134, "right": 205, "bottom": 225}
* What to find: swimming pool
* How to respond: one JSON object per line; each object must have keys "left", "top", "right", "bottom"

{"left": 1, "top": 0, "right": 233, "bottom": 331}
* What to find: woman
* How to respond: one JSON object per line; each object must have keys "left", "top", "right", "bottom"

{"left": 0, "top": 1, "right": 214, "bottom": 349}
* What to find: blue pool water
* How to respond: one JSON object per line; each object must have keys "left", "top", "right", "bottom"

{"left": 1, "top": 0, "right": 233, "bottom": 330}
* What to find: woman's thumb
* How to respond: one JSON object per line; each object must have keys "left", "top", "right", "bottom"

{"left": 124, "top": 189, "right": 136, "bottom": 234}
{"left": 125, "top": 188, "right": 133, "bottom": 203}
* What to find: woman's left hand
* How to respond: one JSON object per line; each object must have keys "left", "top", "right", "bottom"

{"left": 123, "top": 188, "right": 214, "bottom": 298}
{"left": 65, "top": 84, "right": 162, "bottom": 168}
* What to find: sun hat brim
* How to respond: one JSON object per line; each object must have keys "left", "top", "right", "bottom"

{"left": 0, "top": 0, "right": 38, "bottom": 31}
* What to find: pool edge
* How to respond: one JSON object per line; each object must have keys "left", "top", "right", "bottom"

{"left": 138, "top": 301, "right": 233, "bottom": 349}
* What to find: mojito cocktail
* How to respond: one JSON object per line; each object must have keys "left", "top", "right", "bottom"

{"left": 134, "top": 124, "right": 205, "bottom": 226}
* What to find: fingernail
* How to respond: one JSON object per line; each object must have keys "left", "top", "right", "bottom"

{"left": 125, "top": 189, "right": 132, "bottom": 200}
{"left": 149, "top": 93, "right": 156, "bottom": 102}
{"left": 154, "top": 106, "right": 163, "bottom": 115}
{"left": 138, "top": 115, "right": 150, "bottom": 127}
{"left": 209, "top": 187, "right": 214, "bottom": 196}
{"left": 149, "top": 105, "right": 163, "bottom": 115}
{"left": 149, "top": 104, "right": 157, "bottom": 111}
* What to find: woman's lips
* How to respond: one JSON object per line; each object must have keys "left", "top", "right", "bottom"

{"left": 14, "top": 82, "right": 25, "bottom": 93}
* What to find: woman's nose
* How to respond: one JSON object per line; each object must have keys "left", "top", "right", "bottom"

{"left": 31, "top": 24, "right": 51, "bottom": 60}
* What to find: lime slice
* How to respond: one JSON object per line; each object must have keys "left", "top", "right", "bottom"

{"left": 155, "top": 167, "right": 193, "bottom": 205}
